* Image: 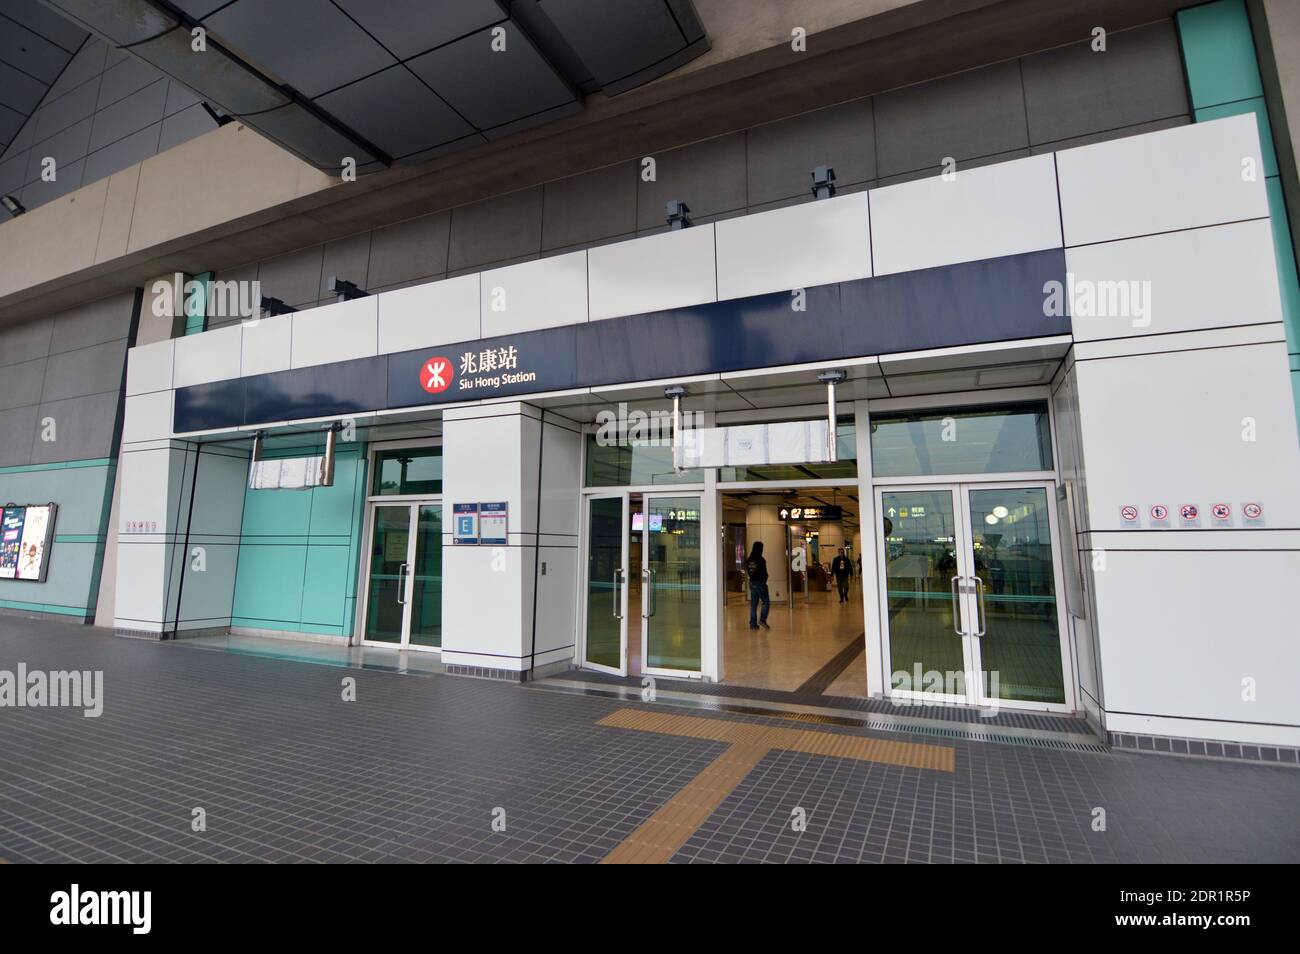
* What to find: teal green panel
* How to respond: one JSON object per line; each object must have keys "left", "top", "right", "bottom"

{"left": 1266, "top": 178, "right": 1300, "bottom": 354}
{"left": 0, "top": 540, "right": 98, "bottom": 612}
{"left": 1177, "top": 0, "right": 1263, "bottom": 109}
{"left": 306, "top": 447, "right": 364, "bottom": 536}
{"left": 301, "top": 545, "right": 350, "bottom": 627}
{"left": 0, "top": 464, "right": 113, "bottom": 534}
{"left": 1195, "top": 98, "right": 1277, "bottom": 176}
{"left": 231, "top": 544, "right": 306, "bottom": 625}
{"left": 184, "top": 272, "right": 211, "bottom": 335}
{"left": 240, "top": 483, "right": 313, "bottom": 536}
{"left": 0, "top": 457, "right": 113, "bottom": 474}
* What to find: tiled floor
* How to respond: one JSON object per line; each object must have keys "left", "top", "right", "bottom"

{"left": 1, "top": 617, "right": 1298, "bottom": 863}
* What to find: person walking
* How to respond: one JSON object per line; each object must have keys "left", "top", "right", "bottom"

{"left": 745, "top": 541, "right": 770, "bottom": 630}
{"left": 831, "top": 547, "right": 853, "bottom": 603}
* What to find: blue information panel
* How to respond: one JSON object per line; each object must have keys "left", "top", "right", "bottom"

{"left": 452, "top": 503, "right": 479, "bottom": 545}
{"left": 479, "top": 502, "right": 508, "bottom": 544}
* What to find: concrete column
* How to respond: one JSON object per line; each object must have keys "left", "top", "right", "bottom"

{"left": 744, "top": 495, "right": 789, "bottom": 603}
{"left": 440, "top": 402, "right": 581, "bottom": 678}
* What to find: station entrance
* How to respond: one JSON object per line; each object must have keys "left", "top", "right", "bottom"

{"left": 720, "top": 488, "right": 866, "bottom": 696}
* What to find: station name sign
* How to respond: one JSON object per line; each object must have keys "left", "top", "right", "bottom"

{"left": 387, "top": 327, "right": 577, "bottom": 407}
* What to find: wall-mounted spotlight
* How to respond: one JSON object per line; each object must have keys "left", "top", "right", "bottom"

{"left": 328, "top": 276, "right": 369, "bottom": 301}
{"left": 260, "top": 296, "right": 296, "bottom": 316}
{"left": 666, "top": 200, "right": 692, "bottom": 230}
{"left": 1, "top": 194, "right": 26, "bottom": 216}
{"left": 200, "top": 102, "right": 234, "bottom": 127}
{"left": 811, "top": 165, "right": 836, "bottom": 199}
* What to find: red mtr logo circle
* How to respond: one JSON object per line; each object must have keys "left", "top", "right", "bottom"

{"left": 420, "top": 356, "right": 453, "bottom": 394}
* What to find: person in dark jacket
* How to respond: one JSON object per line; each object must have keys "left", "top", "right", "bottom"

{"left": 745, "top": 541, "right": 770, "bottom": 630}
{"left": 830, "top": 547, "right": 853, "bottom": 603}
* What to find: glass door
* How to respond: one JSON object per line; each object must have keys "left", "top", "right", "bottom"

{"left": 963, "top": 484, "right": 1067, "bottom": 707}
{"left": 876, "top": 483, "right": 1069, "bottom": 710}
{"left": 641, "top": 493, "right": 702, "bottom": 676}
{"left": 877, "top": 486, "right": 971, "bottom": 703}
{"left": 582, "top": 493, "right": 629, "bottom": 675}
{"left": 361, "top": 501, "right": 442, "bottom": 649}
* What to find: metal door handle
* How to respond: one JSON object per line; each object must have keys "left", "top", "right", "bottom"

{"left": 643, "top": 567, "right": 657, "bottom": 618}
{"left": 950, "top": 575, "right": 963, "bottom": 635}
{"left": 397, "top": 562, "right": 409, "bottom": 604}
{"left": 613, "top": 568, "right": 623, "bottom": 619}
{"left": 973, "top": 575, "right": 987, "bottom": 637}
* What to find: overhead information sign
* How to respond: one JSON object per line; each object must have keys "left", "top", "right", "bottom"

{"left": 778, "top": 505, "right": 842, "bottom": 522}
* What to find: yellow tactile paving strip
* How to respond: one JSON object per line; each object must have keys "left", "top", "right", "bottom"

{"left": 597, "top": 708, "right": 954, "bottom": 864}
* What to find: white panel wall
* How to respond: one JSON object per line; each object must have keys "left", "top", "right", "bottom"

{"left": 588, "top": 225, "right": 716, "bottom": 320}
{"left": 1056, "top": 113, "right": 1268, "bottom": 247}
{"left": 241, "top": 314, "right": 291, "bottom": 376}
{"left": 377, "top": 274, "right": 479, "bottom": 354}
{"left": 1066, "top": 219, "right": 1283, "bottom": 341}
{"left": 869, "top": 154, "right": 1062, "bottom": 275}
{"left": 173, "top": 323, "right": 242, "bottom": 386}
{"left": 290, "top": 297, "right": 378, "bottom": 369}
{"left": 121, "top": 390, "right": 173, "bottom": 444}
{"left": 1092, "top": 549, "right": 1300, "bottom": 743}
{"left": 1074, "top": 342, "right": 1300, "bottom": 531}
{"left": 716, "top": 194, "right": 871, "bottom": 299}
{"left": 480, "top": 251, "right": 587, "bottom": 337}
{"left": 126, "top": 338, "right": 174, "bottom": 396}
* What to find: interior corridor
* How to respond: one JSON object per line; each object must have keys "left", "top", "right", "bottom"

{"left": 720, "top": 488, "right": 869, "bottom": 697}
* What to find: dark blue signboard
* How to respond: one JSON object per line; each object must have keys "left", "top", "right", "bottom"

{"left": 387, "top": 326, "right": 578, "bottom": 409}
{"left": 173, "top": 249, "right": 1068, "bottom": 434}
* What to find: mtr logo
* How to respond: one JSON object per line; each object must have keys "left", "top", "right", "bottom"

{"left": 420, "top": 356, "right": 453, "bottom": 393}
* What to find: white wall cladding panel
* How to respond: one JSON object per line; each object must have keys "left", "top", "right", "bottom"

{"left": 1074, "top": 342, "right": 1300, "bottom": 532}
{"left": 173, "top": 323, "right": 241, "bottom": 387}
{"left": 869, "top": 154, "right": 1061, "bottom": 275}
{"left": 121, "top": 390, "right": 173, "bottom": 444}
{"left": 290, "top": 297, "right": 378, "bottom": 369}
{"left": 1093, "top": 548, "right": 1300, "bottom": 738}
{"left": 588, "top": 225, "right": 716, "bottom": 320}
{"left": 377, "top": 274, "right": 479, "bottom": 354}
{"left": 715, "top": 194, "right": 871, "bottom": 299}
{"left": 241, "top": 313, "right": 292, "bottom": 376}
{"left": 480, "top": 251, "right": 588, "bottom": 337}
{"left": 1066, "top": 219, "right": 1283, "bottom": 341}
{"left": 125, "top": 338, "right": 174, "bottom": 396}
{"left": 1056, "top": 113, "right": 1268, "bottom": 247}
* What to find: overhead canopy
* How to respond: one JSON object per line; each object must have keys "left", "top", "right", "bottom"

{"left": 40, "top": 0, "right": 709, "bottom": 174}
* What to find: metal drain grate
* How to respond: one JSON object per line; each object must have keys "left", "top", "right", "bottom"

{"left": 529, "top": 681, "right": 1109, "bottom": 752}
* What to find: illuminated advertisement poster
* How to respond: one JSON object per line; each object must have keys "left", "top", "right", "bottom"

{"left": 0, "top": 503, "right": 57, "bottom": 583}
{"left": 0, "top": 506, "right": 24, "bottom": 579}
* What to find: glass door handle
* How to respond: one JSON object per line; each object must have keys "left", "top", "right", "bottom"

{"left": 613, "top": 568, "right": 623, "bottom": 619}
{"left": 973, "top": 576, "right": 987, "bottom": 637}
{"left": 950, "top": 575, "right": 963, "bottom": 635}
{"left": 642, "top": 567, "right": 657, "bottom": 618}
{"left": 397, "top": 562, "right": 408, "bottom": 605}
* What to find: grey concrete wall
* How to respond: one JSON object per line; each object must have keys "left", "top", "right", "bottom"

{"left": 0, "top": 289, "right": 137, "bottom": 466}
{"left": 208, "top": 19, "right": 1189, "bottom": 323}
{"left": 0, "top": 34, "right": 217, "bottom": 221}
